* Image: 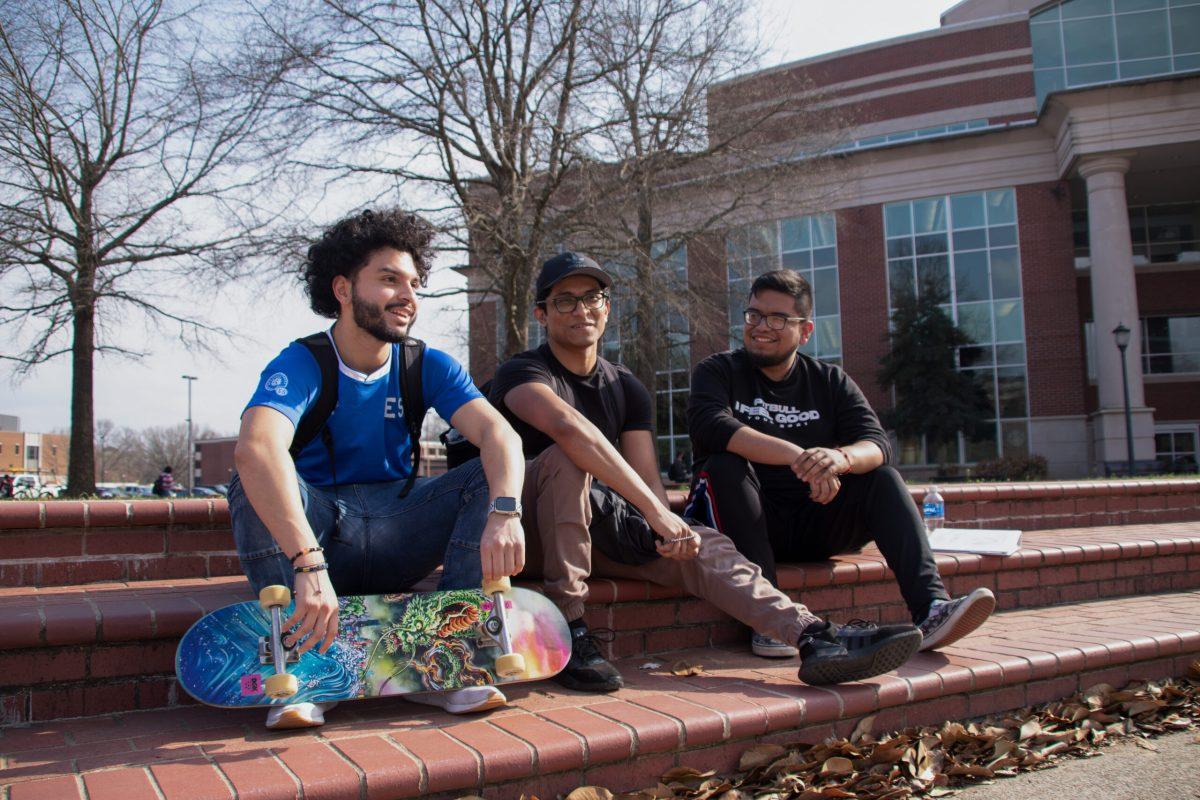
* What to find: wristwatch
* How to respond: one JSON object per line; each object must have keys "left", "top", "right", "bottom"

{"left": 488, "top": 496, "right": 522, "bottom": 518}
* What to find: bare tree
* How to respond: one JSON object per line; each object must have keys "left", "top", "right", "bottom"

{"left": 0, "top": 0, "right": 302, "bottom": 495}
{"left": 565, "top": 0, "right": 846, "bottom": 411}
{"left": 257, "top": 0, "right": 598, "bottom": 359}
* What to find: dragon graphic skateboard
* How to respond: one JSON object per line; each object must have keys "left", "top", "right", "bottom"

{"left": 176, "top": 577, "right": 571, "bottom": 708}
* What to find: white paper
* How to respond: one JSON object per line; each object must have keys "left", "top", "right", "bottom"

{"left": 927, "top": 527, "right": 1022, "bottom": 556}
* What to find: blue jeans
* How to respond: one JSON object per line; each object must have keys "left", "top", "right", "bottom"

{"left": 228, "top": 458, "right": 490, "bottom": 595}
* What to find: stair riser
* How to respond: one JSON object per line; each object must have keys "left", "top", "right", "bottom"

{"left": 3, "top": 556, "right": 1196, "bottom": 724}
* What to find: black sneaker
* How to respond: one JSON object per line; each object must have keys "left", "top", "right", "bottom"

{"left": 796, "top": 619, "right": 922, "bottom": 686}
{"left": 554, "top": 621, "right": 623, "bottom": 693}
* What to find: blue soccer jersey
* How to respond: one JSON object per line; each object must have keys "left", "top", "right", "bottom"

{"left": 245, "top": 331, "right": 482, "bottom": 486}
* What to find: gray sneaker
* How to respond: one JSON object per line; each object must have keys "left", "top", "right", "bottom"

{"left": 918, "top": 587, "right": 996, "bottom": 651}
{"left": 751, "top": 632, "right": 799, "bottom": 658}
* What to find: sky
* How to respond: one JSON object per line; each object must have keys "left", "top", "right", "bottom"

{"left": 2, "top": 0, "right": 953, "bottom": 437}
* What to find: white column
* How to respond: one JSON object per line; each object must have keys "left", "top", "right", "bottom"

{"left": 1078, "top": 154, "right": 1155, "bottom": 467}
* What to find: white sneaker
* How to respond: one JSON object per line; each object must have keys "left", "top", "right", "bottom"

{"left": 407, "top": 685, "right": 507, "bottom": 714}
{"left": 264, "top": 700, "right": 339, "bottom": 730}
{"left": 751, "top": 632, "right": 799, "bottom": 658}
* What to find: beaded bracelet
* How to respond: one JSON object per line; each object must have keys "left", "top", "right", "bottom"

{"left": 294, "top": 562, "right": 329, "bottom": 574}
{"left": 290, "top": 546, "right": 324, "bottom": 564}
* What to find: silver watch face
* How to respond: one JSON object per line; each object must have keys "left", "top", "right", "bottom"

{"left": 492, "top": 496, "right": 519, "bottom": 514}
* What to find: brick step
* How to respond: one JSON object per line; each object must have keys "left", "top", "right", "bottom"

{"left": 2, "top": 591, "right": 1197, "bottom": 800}
{"left": 2, "top": 479, "right": 1197, "bottom": 588}
{"left": 1, "top": 523, "right": 1197, "bottom": 725}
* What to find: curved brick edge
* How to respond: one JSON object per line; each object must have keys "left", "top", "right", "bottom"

{"left": 3, "top": 480, "right": 1197, "bottom": 531}
{"left": 2, "top": 593, "right": 1197, "bottom": 800}
{"left": 0, "top": 499, "right": 229, "bottom": 531}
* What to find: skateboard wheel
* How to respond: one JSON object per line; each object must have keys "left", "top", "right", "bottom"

{"left": 259, "top": 585, "right": 292, "bottom": 611}
{"left": 264, "top": 672, "right": 299, "bottom": 699}
{"left": 482, "top": 576, "right": 512, "bottom": 595}
{"left": 494, "top": 653, "right": 525, "bottom": 679}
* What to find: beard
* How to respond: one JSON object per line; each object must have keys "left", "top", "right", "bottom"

{"left": 351, "top": 287, "right": 415, "bottom": 344}
{"left": 745, "top": 345, "right": 796, "bottom": 370}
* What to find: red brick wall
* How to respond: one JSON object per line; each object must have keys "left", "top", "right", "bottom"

{"left": 1146, "top": 382, "right": 1200, "bottom": 421}
{"left": 835, "top": 205, "right": 891, "bottom": 412}
{"left": 1018, "top": 182, "right": 1087, "bottom": 418}
{"left": 1136, "top": 270, "right": 1200, "bottom": 316}
{"left": 687, "top": 233, "right": 731, "bottom": 367}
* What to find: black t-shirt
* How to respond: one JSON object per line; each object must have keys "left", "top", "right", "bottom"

{"left": 489, "top": 343, "right": 654, "bottom": 458}
{"left": 687, "top": 349, "right": 892, "bottom": 481}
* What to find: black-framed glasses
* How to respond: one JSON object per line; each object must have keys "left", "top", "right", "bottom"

{"left": 543, "top": 290, "right": 609, "bottom": 314}
{"left": 743, "top": 309, "right": 808, "bottom": 330}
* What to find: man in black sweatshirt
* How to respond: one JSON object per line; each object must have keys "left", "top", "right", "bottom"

{"left": 686, "top": 269, "right": 995, "bottom": 658}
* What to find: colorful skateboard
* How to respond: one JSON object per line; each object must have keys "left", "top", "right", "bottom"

{"left": 176, "top": 577, "right": 571, "bottom": 708}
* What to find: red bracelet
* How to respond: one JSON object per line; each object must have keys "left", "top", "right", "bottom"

{"left": 290, "top": 546, "right": 324, "bottom": 564}
{"left": 835, "top": 447, "right": 853, "bottom": 473}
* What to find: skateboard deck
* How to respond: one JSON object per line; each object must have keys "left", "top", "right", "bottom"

{"left": 176, "top": 586, "right": 571, "bottom": 708}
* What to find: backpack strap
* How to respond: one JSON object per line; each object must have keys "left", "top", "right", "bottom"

{"left": 291, "top": 332, "right": 340, "bottom": 460}
{"left": 397, "top": 337, "right": 427, "bottom": 498}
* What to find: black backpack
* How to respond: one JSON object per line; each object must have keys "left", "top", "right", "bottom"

{"left": 289, "top": 332, "right": 427, "bottom": 498}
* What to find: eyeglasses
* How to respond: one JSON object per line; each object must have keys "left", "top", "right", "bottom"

{"left": 543, "top": 290, "right": 609, "bottom": 314}
{"left": 743, "top": 309, "right": 808, "bottom": 330}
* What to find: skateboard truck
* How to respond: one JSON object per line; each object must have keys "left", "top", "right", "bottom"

{"left": 259, "top": 586, "right": 300, "bottom": 699}
{"left": 481, "top": 576, "right": 526, "bottom": 679}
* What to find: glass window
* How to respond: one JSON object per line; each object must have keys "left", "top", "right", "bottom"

{"left": 1116, "top": 10, "right": 1170, "bottom": 59}
{"left": 1067, "top": 62, "right": 1120, "bottom": 83}
{"left": 782, "top": 218, "right": 811, "bottom": 251}
{"left": 884, "top": 189, "right": 1029, "bottom": 464}
{"left": 812, "top": 268, "right": 839, "bottom": 316}
{"left": 1142, "top": 315, "right": 1200, "bottom": 373}
{"left": 1062, "top": 0, "right": 1113, "bottom": 18}
{"left": 1064, "top": 17, "right": 1117, "bottom": 64}
{"left": 1117, "top": 0, "right": 1165, "bottom": 10}
{"left": 1031, "top": 21, "right": 1066, "bottom": 67}
{"left": 1155, "top": 427, "right": 1198, "bottom": 472}
{"left": 1172, "top": 6, "right": 1200, "bottom": 53}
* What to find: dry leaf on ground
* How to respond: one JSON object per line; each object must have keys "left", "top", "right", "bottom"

{"left": 671, "top": 660, "right": 705, "bottom": 676}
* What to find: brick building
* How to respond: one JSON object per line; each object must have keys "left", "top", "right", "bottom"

{"left": 0, "top": 421, "right": 69, "bottom": 482}
{"left": 464, "top": 0, "right": 1200, "bottom": 478}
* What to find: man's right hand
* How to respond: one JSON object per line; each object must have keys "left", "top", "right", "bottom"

{"left": 282, "top": 569, "right": 339, "bottom": 655}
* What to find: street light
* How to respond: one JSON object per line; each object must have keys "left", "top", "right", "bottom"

{"left": 1111, "top": 324, "right": 1135, "bottom": 477}
{"left": 181, "top": 375, "right": 197, "bottom": 496}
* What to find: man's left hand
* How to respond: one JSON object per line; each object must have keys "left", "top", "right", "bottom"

{"left": 479, "top": 514, "right": 525, "bottom": 581}
{"left": 791, "top": 446, "right": 850, "bottom": 483}
{"left": 655, "top": 518, "right": 701, "bottom": 561}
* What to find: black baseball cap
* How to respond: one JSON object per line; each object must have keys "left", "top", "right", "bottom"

{"left": 535, "top": 251, "right": 613, "bottom": 303}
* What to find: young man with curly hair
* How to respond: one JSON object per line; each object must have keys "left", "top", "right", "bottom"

{"left": 230, "top": 209, "right": 526, "bottom": 729}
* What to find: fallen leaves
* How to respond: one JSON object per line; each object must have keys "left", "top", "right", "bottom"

{"left": 536, "top": 674, "right": 1200, "bottom": 800}
{"left": 670, "top": 660, "right": 705, "bottom": 677}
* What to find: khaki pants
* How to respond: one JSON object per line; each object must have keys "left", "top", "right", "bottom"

{"left": 520, "top": 445, "right": 820, "bottom": 644}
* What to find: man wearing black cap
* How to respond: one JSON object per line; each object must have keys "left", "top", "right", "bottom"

{"left": 488, "top": 252, "right": 923, "bottom": 693}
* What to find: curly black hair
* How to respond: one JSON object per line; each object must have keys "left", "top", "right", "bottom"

{"left": 303, "top": 209, "right": 435, "bottom": 318}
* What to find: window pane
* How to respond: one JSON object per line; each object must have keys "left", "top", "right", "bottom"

{"left": 1117, "top": 10, "right": 1169, "bottom": 59}
{"left": 1177, "top": 431, "right": 1196, "bottom": 450}
{"left": 918, "top": 255, "right": 951, "bottom": 295}
{"left": 1067, "top": 62, "right": 1119, "bottom": 83}
{"left": 1062, "top": 0, "right": 1114, "bottom": 19}
{"left": 1175, "top": 53, "right": 1200, "bottom": 71}
{"left": 958, "top": 301, "right": 994, "bottom": 344}
{"left": 1156, "top": 432, "right": 1174, "bottom": 451}
{"left": 782, "top": 250, "right": 812, "bottom": 270}
{"left": 750, "top": 254, "right": 776, "bottom": 275}
{"left": 986, "top": 189, "right": 1016, "bottom": 225}
{"left": 965, "top": 422, "right": 999, "bottom": 462}
{"left": 1034, "top": 4, "right": 1062, "bottom": 21}
{"left": 914, "top": 198, "right": 947, "bottom": 233}
{"left": 781, "top": 218, "right": 811, "bottom": 251}
{"left": 813, "top": 246, "right": 837, "bottom": 267}
{"left": 887, "top": 237, "right": 913, "bottom": 259}
{"left": 954, "top": 250, "right": 990, "bottom": 302}
{"left": 953, "top": 228, "right": 988, "bottom": 251}
{"left": 960, "top": 345, "right": 994, "bottom": 367}
{"left": 915, "top": 233, "right": 949, "bottom": 255}
{"left": 995, "top": 299, "right": 1025, "bottom": 342}
{"left": 995, "top": 343, "right": 1026, "bottom": 364}
{"left": 1035, "top": 67, "right": 1068, "bottom": 102}
{"left": 970, "top": 368, "right": 997, "bottom": 411}
{"left": 988, "top": 225, "right": 1018, "bottom": 248}
{"left": 951, "top": 193, "right": 987, "bottom": 228}
{"left": 813, "top": 268, "right": 839, "bottom": 316}
{"left": 1064, "top": 17, "right": 1118, "bottom": 64}
{"left": 811, "top": 215, "right": 835, "bottom": 247}
{"left": 990, "top": 247, "right": 1022, "bottom": 299}
{"left": 1172, "top": 6, "right": 1200, "bottom": 53}
{"left": 1120, "top": 55, "right": 1173, "bottom": 77}
{"left": 671, "top": 391, "right": 689, "bottom": 435}
{"left": 889, "top": 259, "right": 915, "bottom": 302}
{"left": 998, "top": 367, "right": 1028, "bottom": 417}
{"left": 884, "top": 204, "right": 912, "bottom": 237}
{"left": 817, "top": 316, "right": 841, "bottom": 357}
{"left": 1031, "top": 21, "right": 1066, "bottom": 68}
{"left": 1117, "top": 0, "right": 1164, "bottom": 10}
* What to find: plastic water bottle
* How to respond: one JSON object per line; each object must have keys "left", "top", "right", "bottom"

{"left": 922, "top": 486, "right": 945, "bottom": 534}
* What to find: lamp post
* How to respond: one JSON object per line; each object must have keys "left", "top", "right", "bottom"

{"left": 1111, "top": 324, "right": 1135, "bottom": 477}
{"left": 181, "top": 375, "right": 197, "bottom": 496}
